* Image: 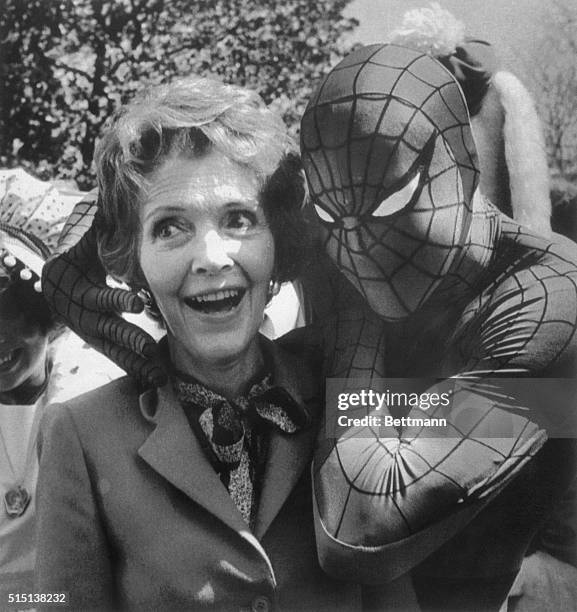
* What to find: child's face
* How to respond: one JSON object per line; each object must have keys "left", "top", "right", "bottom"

{"left": 0, "top": 288, "right": 49, "bottom": 397}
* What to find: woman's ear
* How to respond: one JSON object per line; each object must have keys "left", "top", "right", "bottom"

{"left": 128, "top": 261, "right": 149, "bottom": 292}
{"left": 137, "top": 286, "right": 163, "bottom": 322}
{"left": 266, "top": 277, "right": 281, "bottom": 304}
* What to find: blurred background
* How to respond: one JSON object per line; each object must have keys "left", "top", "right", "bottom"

{"left": 1, "top": 0, "right": 576, "bottom": 235}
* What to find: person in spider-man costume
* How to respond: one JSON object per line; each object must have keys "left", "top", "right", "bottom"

{"left": 299, "top": 44, "right": 577, "bottom": 610}
{"left": 40, "top": 45, "right": 577, "bottom": 610}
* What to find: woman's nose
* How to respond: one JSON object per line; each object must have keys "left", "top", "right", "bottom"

{"left": 190, "top": 229, "right": 235, "bottom": 275}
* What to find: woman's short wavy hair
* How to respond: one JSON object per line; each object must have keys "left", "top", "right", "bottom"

{"left": 95, "top": 75, "right": 311, "bottom": 286}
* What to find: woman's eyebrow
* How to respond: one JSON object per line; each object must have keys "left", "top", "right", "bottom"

{"left": 143, "top": 204, "right": 186, "bottom": 222}
{"left": 142, "top": 198, "right": 262, "bottom": 223}
{"left": 221, "top": 199, "right": 260, "bottom": 209}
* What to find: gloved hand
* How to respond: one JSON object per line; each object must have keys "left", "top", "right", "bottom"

{"left": 41, "top": 196, "right": 167, "bottom": 387}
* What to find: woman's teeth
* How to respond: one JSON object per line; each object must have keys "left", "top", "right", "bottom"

{"left": 193, "top": 289, "right": 241, "bottom": 303}
{"left": 186, "top": 289, "right": 245, "bottom": 313}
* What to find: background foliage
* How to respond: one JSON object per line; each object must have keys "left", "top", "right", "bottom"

{"left": 524, "top": 0, "right": 577, "bottom": 180}
{"left": 0, "top": 0, "right": 358, "bottom": 189}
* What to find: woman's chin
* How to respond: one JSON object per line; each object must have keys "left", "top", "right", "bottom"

{"left": 164, "top": 288, "right": 267, "bottom": 368}
{"left": 168, "top": 325, "right": 260, "bottom": 374}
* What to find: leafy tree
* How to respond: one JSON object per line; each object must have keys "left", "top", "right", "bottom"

{"left": 1, "top": 0, "right": 358, "bottom": 189}
{"left": 525, "top": 0, "right": 577, "bottom": 178}
{"left": 0, "top": 0, "right": 72, "bottom": 178}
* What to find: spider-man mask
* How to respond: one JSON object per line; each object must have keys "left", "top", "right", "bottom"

{"left": 301, "top": 44, "right": 479, "bottom": 320}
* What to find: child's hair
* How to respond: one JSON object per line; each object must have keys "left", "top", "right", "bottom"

{"left": 0, "top": 278, "right": 60, "bottom": 336}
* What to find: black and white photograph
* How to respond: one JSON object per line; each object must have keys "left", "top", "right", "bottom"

{"left": 1, "top": 1, "right": 576, "bottom": 610}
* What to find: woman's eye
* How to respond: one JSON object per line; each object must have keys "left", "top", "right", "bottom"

{"left": 226, "top": 210, "right": 257, "bottom": 231}
{"left": 152, "top": 220, "right": 182, "bottom": 240}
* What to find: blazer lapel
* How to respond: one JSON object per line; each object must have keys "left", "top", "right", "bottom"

{"left": 253, "top": 336, "right": 320, "bottom": 539}
{"left": 253, "top": 424, "right": 317, "bottom": 539}
{"left": 137, "top": 383, "right": 248, "bottom": 534}
{"left": 137, "top": 334, "right": 322, "bottom": 543}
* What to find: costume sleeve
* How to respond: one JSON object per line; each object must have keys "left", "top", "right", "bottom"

{"left": 313, "top": 260, "right": 577, "bottom": 583}
{"left": 41, "top": 197, "right": 166, "bottom": 387}
{"left": 35, "top": 405, "right": 115, "bottom": 609}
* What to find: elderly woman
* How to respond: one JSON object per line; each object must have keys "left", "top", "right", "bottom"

{"left": 35, "top": 77, "right": 410, "bottom": 611}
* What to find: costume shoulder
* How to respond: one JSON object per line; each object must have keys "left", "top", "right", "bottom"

{"left": 454, "top": 221, "right": 577, "bottom": 375}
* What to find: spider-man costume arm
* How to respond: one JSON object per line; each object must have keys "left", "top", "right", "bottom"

{"left": 41, "top": 194, "right": 167, "bottom": 387}
{"left": 312, "top": 241, "right": 577, "bottom": 583}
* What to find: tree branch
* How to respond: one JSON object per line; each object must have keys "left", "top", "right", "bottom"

{"left": 45, "top": 55, "right": 93, "bottom": 82}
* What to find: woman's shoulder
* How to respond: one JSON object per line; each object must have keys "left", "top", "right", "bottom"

{"left": 59, "top": 374, "right": 139, "bottom": 408}
{"left": 42, "top": 376, "right": 142, "bottom": 445}
{"left": 273, "top": 326, "right": 323, "bottom": 366}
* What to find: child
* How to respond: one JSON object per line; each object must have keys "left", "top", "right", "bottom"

{"left": 0, "top": 169, "right": 122, "bottom": 601}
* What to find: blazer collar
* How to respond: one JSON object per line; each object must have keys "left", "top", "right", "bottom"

{"left": 253, "top": 335, "right": 320, "bottom": 538}
{"left": 137, "top": 335, "right": 320, "bottom": 540}
{"left": 138, "top": 382, "right": 248, "bottom": 534}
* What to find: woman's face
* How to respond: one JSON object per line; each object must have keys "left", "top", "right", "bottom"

{"left": 139, "top": 151, "right": 275, "bottom": 373}
{"left": 0, "top": 288, "right": 49, "bottom": 396}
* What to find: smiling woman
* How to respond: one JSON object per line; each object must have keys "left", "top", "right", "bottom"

{"left": 32, "top": 76, "right": 370, "bottom": 611}
{"left": 138, "top": 152, "right": 275, "bottom": 393}
{"left": 91, "top": 77, "right": 311, "bottom": 396}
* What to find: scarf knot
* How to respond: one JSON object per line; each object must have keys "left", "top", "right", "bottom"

{"left": 173, "top": 372, "right": 308, "bottom": 526}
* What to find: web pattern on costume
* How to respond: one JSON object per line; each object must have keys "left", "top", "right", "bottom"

{"left": 41, "top": 195, "right": 166, "bottom": 387}
{"left": 302, "top": 44, "right": 577, "bottom": 549}
{"left": 312, "top": 231, "right": 577, "bottom": 545}
{"left": 301, "top": 44, "right": 479, "bottom": 317}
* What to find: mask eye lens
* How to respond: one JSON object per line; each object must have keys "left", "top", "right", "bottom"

{"left": 372, "top": 172, "right": 421, "bottom": 218}
{"left": 314, "top": 204, "right": 336, "bottom": 224}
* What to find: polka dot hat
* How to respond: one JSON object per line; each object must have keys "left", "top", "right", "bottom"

{"left": 0, "top": 168, "right": 85, "bottom": 253}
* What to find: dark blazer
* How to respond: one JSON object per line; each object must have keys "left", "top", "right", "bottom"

{"left": 35, "top": 338, "right": 415, "bottom": 611}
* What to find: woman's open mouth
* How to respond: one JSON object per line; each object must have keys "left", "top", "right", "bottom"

{"left": 0, "top": 348, "right": 21, "bottom": 372}
{"left": 184, "top": 288, "right": 246, "bottom": 315}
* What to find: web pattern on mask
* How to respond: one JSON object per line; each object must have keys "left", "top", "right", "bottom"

{"left": 301, "top": 44, "right": 479, "bottom": 316}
